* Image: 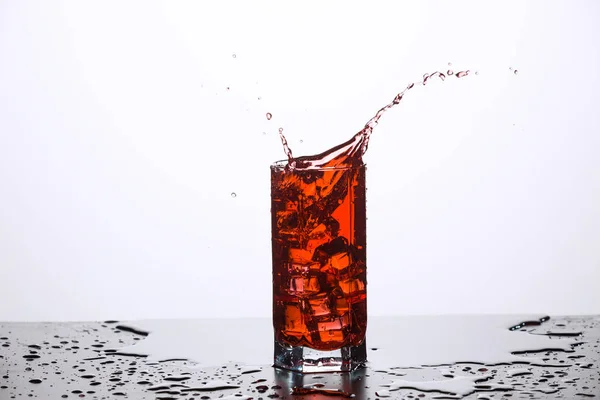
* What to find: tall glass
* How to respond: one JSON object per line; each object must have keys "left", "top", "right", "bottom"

{"left": 271, "top": 161, "right": 367, "bottom": 372}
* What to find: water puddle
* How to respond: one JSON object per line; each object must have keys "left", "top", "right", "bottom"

{"left": 0, "top": 315, "right": 597, "bottom": 399}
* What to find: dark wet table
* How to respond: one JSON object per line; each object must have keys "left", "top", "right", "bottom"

{"left": 1, "top": 315, "right": 598, "bottom": 399}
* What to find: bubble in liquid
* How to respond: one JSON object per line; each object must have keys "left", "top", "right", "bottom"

{"left": 231, "top": 192, "right": 237, "bottom": 198}
{"left": 266, "top": 112, "right": 273, "bottom": 120}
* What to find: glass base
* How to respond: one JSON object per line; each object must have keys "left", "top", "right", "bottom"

{"left": 273, "top": 340, "right": 367, "bottom": 373}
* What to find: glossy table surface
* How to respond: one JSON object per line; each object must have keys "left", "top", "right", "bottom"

{"left": 1, "top": 315, "right": 598, "bottom": 399}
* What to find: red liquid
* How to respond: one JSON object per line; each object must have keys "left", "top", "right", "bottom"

{"left": 271, "top": 163, "right": 366, "bottom": 350}
{"left": 271, "top": 69, "right": 470, "bottom": 351}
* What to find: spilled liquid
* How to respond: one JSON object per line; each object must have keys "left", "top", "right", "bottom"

{"left": 277, "top": 69, "right": 471, "bottom": 170}
{"left": 1, "top": 316, "right": 598, "bottom": 399}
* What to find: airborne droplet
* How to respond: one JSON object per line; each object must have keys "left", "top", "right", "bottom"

{"left": 266, "top": 113, "right": 272, "bottom": 120}
{"left": 231, "top": 192, "right": 237, "bottom": 198}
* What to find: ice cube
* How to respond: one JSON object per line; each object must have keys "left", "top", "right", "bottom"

{"left": 309, "top": 262, "right": 322, "bottom": 272}
{"left": 288, "top": 262, "right": 310, "bottom": 274}
{"left": 308, "top": 294, "right": 331, "bottom": 317}
{"left": 318, "top": 329, "right": 344, "bottom": 342}
{"left": 305, "top": 276, "right": 320, "bottom": 293}
{"left": 316, "top": 269, "right": 338, "bottom": 289}
{"left": 289, "top": 276, "right": 304, "bottom": 293}
{"left": 288, "top": 276, "right": 320, "bottom": 296}
{"left": 334, "top": 296, "right": 349, "bottom": 314}
{"left": 318, "top": 319, "right": 342, "bottom": 331}
{"left": 312, "top": 237, "right": 349, "bottom": 264}
{"left": 289, "top": 248, "right": 313, "bottom": 263}
{"left": 284, "top": 303, "right": 306, "bottom": 338}
{"left": 317, "top": 251, "right": 353, "bottom": 280}
{"left": 330, "top": 252, "right": 351, "bottom": 270}
{"left": 316, "top": 314, "right": 350, "bottom": 343}
{"left": 339, "top": 278, "right": 365, "bottom": 295}
{"left": 306, "top": 224, "right": 334, "bottom": 253}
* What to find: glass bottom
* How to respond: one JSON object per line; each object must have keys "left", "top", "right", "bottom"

{"left": 273, "top": 340, "right": 367, "bottom": 373}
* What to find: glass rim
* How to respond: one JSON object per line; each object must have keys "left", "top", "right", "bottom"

{"left": 270, "top": 160, "right": 366, "bottom": 172}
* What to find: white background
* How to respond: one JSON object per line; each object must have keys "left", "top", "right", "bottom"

{"left": 1, "top": 1, "right": 599, "bottom": 321}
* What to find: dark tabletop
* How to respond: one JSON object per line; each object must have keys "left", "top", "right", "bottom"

{"left": 1, "top": 315, "right": 598, "bottom": 399}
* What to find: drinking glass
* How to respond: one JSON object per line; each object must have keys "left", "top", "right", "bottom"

{"left": 271, "top": 161, "right": 367, "bottom": 372}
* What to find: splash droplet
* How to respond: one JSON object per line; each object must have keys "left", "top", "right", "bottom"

{"left": 266, "top": 113, "right": 272, "bottom": 120}
{"left": 447, "top": 70, "right": 454, "bottom": 75}
{"left": 448, "top": 62, "right": 452, "bottom": 66}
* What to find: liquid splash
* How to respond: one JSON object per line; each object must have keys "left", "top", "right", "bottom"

{"left": 278, "top": 69, "right": 471, "bottom": 170}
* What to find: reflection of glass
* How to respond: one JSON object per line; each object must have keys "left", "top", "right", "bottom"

{"left": 271, "top": 161, "right": 367, "bottom": 372}
{"left": 272, "top": 367, "right": 369, "bottom": 398}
